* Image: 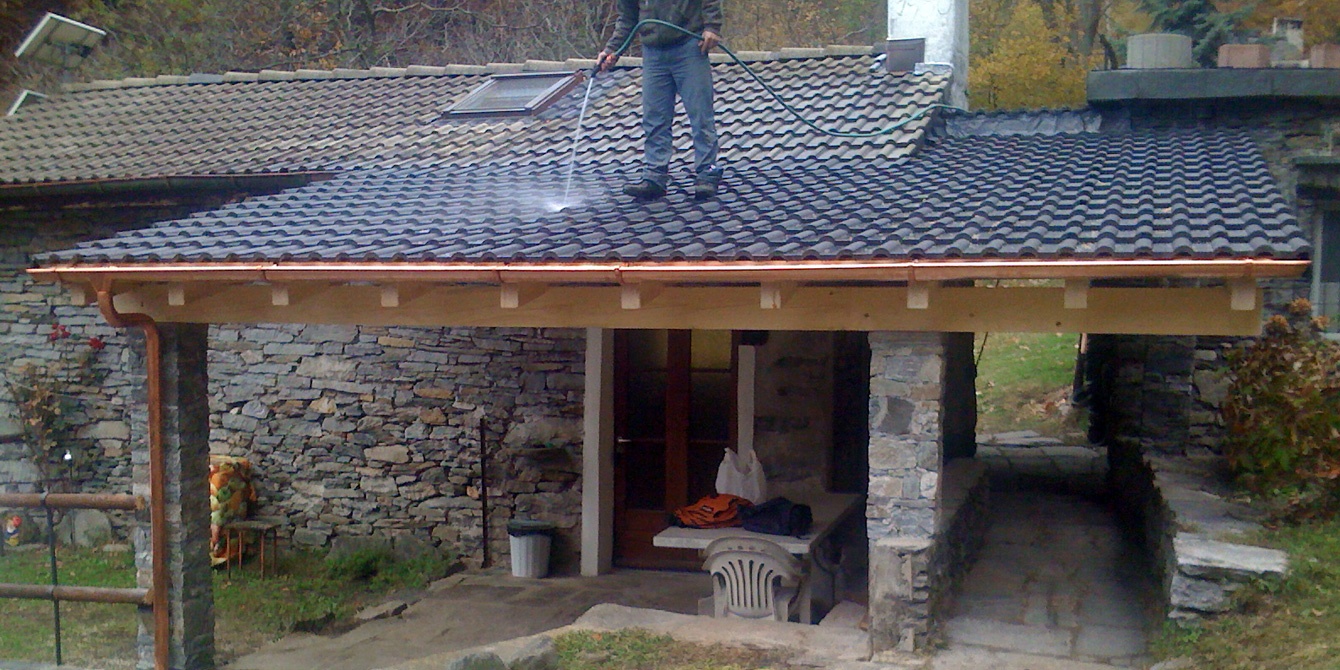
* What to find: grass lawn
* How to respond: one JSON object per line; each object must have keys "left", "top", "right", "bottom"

{"left": 974, "top": 332, "right": 1086, "bottom": 439}
{"left": 1152, "top": 517, "right": 1340, "bottom": 669}
{"left": 555, "top": 629, "right": 788, "bottom": 670}
{"left": 0, "top": 546, "right": 138, "bottom": 668}
{"left": 0, "top": 544, "right": 454, "bottom": 668}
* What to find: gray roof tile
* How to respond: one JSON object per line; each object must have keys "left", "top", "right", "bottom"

{"left": 40, "top": 128, "right": 1308, "bottom": 265}
{"left": 1, "top": 52, "right": 942, "bottom": 185}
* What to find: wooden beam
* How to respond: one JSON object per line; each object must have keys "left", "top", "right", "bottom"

{"left": 500, "top": 283, "right": 547, "bottom": 309}
{"left": 760, "top": 281, "right": 798, "bottom": 309}
{"left": 1229, "top": 278, "right": 1257, "bottom": 311}
{"left": 1064, "top": 279, "right": 1089, "bottom": 310}
{"left": 167, "top": 283, "right": 187, "bottom": 306}
{"left": 117, "top": 283, "right": 1266, "bottom": 336}
{"left": 270, "top": 284, "right": 290, "bottom": 306}
{"left": 620, "top": 282, "right": 663, "bottom": 310}
{"left": 68, "top": 284, "right": 90, "bottom": 306}
{"left": 381, "top": 285, "right": 400, "bottom": 308}
{"left": 906, "top": 281, "right": 931, "bottom": 310}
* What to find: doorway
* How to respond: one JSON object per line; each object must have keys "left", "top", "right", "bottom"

{"left": 612, "top": 329, "right": 735, "bottom": 569}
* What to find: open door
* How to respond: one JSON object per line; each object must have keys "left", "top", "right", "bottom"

{"left": 613, "top": 329, "right": 735, "bottom": 569}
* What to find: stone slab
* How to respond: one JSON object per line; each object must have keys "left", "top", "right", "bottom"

{"left": 1073, "top": 624, "right": 1147, "bottom": 659}
{"left": 1174, "top": 534, "right": 1288, "bottom": 578}
{"left": 570, "top": 603, "right": 870, "bottom": 663}
{"left": 931, "top": 647, "right": 1128, "bottom": 670}
{"left": 943, "top": 618, "right": 1072, "bottom": 658}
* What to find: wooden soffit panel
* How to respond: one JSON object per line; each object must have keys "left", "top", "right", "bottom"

{"left": 73, "top": 282, "right": 1265, "bottom": 336}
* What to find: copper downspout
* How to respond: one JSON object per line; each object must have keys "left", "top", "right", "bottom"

{"left": 95, "top": 285, "right": 170, "bottom": 670}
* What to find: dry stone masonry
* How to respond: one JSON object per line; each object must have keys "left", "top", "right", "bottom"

{"left": 1109, "top": 441, "right": 1288, "bottom": 619}
{"left": 209, "top": 324, "right": 586, "bottom": 566}
{"left": 866, "top": 331, "right": 944, "bottom": 652}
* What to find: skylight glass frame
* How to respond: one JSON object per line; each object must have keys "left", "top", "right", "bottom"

{"left": 444, "top": 72, "right": 581, "bottom": 118}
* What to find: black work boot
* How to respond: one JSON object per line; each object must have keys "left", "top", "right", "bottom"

{"left": 693, "top": 167, "right": 723, "bottom": 201}
{"left": 623, "top": 179, "right": 666, "bottom": 201}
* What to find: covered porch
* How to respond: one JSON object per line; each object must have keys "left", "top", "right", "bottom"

{"left": 28, "top": 259, "right": 1286, "bottom": 667}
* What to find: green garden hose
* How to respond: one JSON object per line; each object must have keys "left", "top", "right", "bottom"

{"left": 603, "top": 18, "right": 961, "bottom": 139}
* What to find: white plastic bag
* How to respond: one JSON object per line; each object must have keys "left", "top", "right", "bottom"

{"left": 716, "top": 448, "right": 766, "bottom": 504}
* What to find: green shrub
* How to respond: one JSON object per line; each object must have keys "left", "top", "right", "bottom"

{"left": 322, "top": 545, "right": 455, "bottom": 587}
{"left": 1223, "top": 299, "right": 1340, "bottom": 518}
{"left": 323, "top": 547, "right": 394, "bottom": 582}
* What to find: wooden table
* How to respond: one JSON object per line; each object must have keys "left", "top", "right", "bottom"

{"left": 652, "top": 492, "right": 862, "bottom": 624}
{"left": 652, "top": 492, "right": 862, "bottom": 554}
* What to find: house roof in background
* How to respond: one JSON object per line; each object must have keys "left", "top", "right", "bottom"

{"left": 39, "top": 128, "right": 1308, "bottom": 266}
{"left": 0, "top": 48, "right": 946, "bottom": 186}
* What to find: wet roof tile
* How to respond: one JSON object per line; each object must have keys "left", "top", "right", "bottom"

{"left": 40, "top": 128, "right": 1308, "bottom": 265}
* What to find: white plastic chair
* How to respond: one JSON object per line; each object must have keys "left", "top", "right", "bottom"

{"left": 703, "top": 536, "right": 812, "bottom": 623}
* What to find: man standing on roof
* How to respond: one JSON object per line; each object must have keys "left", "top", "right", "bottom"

{"left": 597, "top": 0, "right": 724, "bottom": 201}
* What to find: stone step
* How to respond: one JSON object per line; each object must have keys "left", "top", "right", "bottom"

{"left": 819, "top": 600, "right": 867, "bottom": 628}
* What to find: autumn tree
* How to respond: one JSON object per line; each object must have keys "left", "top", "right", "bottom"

{"left": 970, "top": 0, "right": 1101, "bottom": 109}
{"left": 1224, "top": 0, "right": 1340, "bottom": 47}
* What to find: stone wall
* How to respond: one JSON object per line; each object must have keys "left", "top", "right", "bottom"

{"left": 752, "top": 331, "right": 834, "bottom": 498}
{"left": 0, "top": 195, "right": 235, "bottom": 538}
{"left": 208, "top": 324, "right": 586, "bottom": 567}
{"left": 1108, "top": 437, "right": 1288, "bottom": 620}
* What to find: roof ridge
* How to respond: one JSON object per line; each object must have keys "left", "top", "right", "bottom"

{"left": 60, "top": 44, "right": 879, "bottom": 92}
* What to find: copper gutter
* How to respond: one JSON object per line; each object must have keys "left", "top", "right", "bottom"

{"left": 94, "top": 283, "right": 169, "bottom": 670}
{"left": 27, "top": 257, "right": 1312, "bottom": 286}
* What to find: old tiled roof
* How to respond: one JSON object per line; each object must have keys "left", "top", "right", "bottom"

{"left": 41, "top": 128, "right": 1308, "bottom": 264}
{"left": 0, "top": 48, "right": 945, "bottom": 184}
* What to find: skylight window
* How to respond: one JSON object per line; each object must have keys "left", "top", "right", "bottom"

{"left": 445, "top": 72, "right": 580, "bottom": 118}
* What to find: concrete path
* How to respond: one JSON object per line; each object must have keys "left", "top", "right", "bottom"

{"left": 223, "top": 570, "right": 709, "bottom": 670}
{"left": 941, "top": 442, "right": 1156, "bottom": 668}
{"left": 227, "top": 436, "right": 1156, "bottom": 670}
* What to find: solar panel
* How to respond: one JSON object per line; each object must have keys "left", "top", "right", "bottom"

{"left": 14, "top": 13, "right": 106, "bottom": 69}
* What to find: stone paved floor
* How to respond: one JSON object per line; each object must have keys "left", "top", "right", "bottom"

{"left": 942, "top": 440, "right": 1157, "bottom": 668}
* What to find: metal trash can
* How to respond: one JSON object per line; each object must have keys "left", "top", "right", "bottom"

{"left": 507, "top": 519, "right": 555, "bottom": 578}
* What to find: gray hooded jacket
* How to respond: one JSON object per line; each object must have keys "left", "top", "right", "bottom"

{"left": 604, "top": 0, "right": 724, "bottom": 51}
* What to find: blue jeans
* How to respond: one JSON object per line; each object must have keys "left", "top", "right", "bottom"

{"left": 640, "top": 39, "right": 720, "bottom": 186}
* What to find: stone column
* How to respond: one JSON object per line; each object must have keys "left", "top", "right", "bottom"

{"left": 134, "top": 323, "right": 214, "bottom": 669}
{"left": 866, "top": 331, "right": 945, "bottom": 653}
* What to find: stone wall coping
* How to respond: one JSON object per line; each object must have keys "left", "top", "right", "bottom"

{"left": 1150, "top": 455, "right": 1264, "bottom": 538}
{"left": 1175, "top": 533, "right": 1288, "bottom": 576}
{"left": 1088, "top": 67, "right": 1340, "bottom": 102}
{"left": 938, "top": 458, "right": 986, "bottom": 524}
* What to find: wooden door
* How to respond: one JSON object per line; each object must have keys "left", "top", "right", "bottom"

{"left": 613, "top": 330, "right": 735, "bottom": 569}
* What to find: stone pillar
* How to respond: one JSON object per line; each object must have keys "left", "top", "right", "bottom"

{"left": 134, "top": 323, "right": 214, "bottom": 669}
{"left": 866, "top": 331, "right": 945, "bottom": 653}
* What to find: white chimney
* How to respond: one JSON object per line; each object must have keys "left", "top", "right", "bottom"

{"left": 887, "top": 0, "right": 969, "bottom": 108}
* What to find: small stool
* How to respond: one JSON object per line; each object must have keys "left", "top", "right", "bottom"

{"left": 221, "top": 519, "right": 281, "bottom": 578}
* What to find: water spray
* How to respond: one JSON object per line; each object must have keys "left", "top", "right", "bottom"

{"left": 557, "top": 67, "right": 599, "bottom": 211}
